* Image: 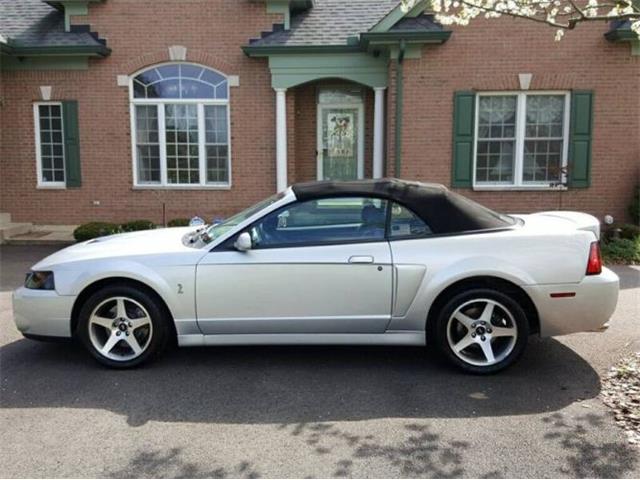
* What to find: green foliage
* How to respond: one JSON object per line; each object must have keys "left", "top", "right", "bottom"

{"left": 601, "top": 237, "right": 640, "bottom": 265}
{"left": 120, "top": 220, "right": 156, "bottom": 232}
{"left": 73, "top": 222, "right": 121, "bottom": 242}
{"left": 603, "top": 223, "right": 640, "bottom": 242}
{"left": 629, "top": 185, "right": 640, "bottom": 225}
{"left": 74, "top": 219, "right": 156, "bottom": 241}
{"left": 167, "top": 218, "right": 190, "bottom": 227}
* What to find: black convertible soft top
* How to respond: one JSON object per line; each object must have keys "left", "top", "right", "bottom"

{"left": 292, "top": 178, "right": 516, "bottom": 234}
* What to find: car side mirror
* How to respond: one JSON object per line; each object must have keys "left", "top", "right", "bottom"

{"left": 234, "top": 232, "right": 252, "bottom": 252}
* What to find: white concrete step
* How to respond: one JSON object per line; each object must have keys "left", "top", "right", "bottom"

{"left": 0, "top": 212, "right": 12, "bottom": 226}
{"left": 0, "top": 222, "right": 33, "bottom": 242}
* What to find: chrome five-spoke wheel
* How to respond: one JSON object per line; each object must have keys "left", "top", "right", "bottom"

{"left": 446, "top": 298, "right": 518, "bottom": 367}
{"left": 88, "top": 296, "right": 153, "bottom": 361}
{"left": 436, "top": 288, "right": 529, "bottom": 374}
{"left": 78, "top": 284, "right": 169, "bottom": 368}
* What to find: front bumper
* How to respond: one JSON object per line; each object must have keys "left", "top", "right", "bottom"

{"left": 12, "top": 287, "right": 75, "bottom": 338}
{"left": 523, "top": 267, "right": 620, "bottom": 337}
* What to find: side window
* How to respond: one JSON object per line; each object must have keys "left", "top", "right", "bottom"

{"left": 250, "top": 197, "right": 388, "bottom": 248}
{"left": 389, "top": 202, "right": 431, "bottom": 238}
{"left": 35, "top": 103, "right": 65, "bottom": 186}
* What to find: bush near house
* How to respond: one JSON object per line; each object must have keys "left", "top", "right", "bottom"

{"left": 74, "top": 219, "right": 156, "bottom": 241}
{"left": 167, "top": 218, "right": 190, "bottom": 227}
{"left": 602, "top": 237, "right": 640, "bottom": 264}
{"left": 73, "top": 222, "right": 121, "bottom": 242}
{"left": 602, "top": 223, "right": 640, "bottom": 265}
{"left": 120, "top": 220, "right": 156, "bottom": 232}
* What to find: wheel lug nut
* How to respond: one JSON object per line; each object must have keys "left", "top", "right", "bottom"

{"left": 125, "top": 332, "right": 130, "bottom": 336}
{"left": 471, "top": 333, "right": 476, "bottom": 338}
{"left": 116, "top": 331, "right": 121, "bottom": 336}
{"left": 128, "top": 322, "right": 132, "bottom": 327}
{"left": 487, "top": 328, "right": 492, "bottom": 333}
{"left": 481, "top": 335, "right": 486, "bottom": 341}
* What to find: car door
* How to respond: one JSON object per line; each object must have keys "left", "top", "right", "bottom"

{"left": 195, "top": 197, "right": 393, "bottom": 335}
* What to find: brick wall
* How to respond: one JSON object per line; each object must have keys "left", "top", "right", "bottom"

{"left": 398, "top": 18, "right": 639, "bottom": 222}
{"left": 0, "top": 0, "right": 281, "bottom": 225}
{"left": 0, "top": 4, "right": 638, "bottom": 225}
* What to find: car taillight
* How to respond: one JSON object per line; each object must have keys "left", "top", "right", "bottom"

{"left": 586, "top": 241, "right": 602, "bottom": 275}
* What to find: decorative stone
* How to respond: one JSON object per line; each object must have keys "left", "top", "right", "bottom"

{"left": 39, "top": 86, "right": 52, "bottom": 101}
{"left": 168, "top": 45, "right": 187, "bottom": 61}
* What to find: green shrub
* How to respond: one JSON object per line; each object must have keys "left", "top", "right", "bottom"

{"left": 167, "top": 218, "right": 190, "bottom": 227}
{"left": 603, "top": 223, "right": 640, "bottom": 242}
{"left": 120, "top": 220, "right": 156, "bottom": 232}
{"left": 73, "top": 222, "right": 121, "bottom": 242}
{"left": 601, "top": 237, "right": 640, "bottom": 264}
{"left": 629, "top": 185, "right": 640, "bottom": 225}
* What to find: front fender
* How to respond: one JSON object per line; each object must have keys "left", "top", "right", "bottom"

{"left": 55, "top": 260, "right": 195, "bottom": 325}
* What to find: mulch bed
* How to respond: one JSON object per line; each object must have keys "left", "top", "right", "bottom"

{"left": 601, "top": 352, "right": 640, "bottom": 447}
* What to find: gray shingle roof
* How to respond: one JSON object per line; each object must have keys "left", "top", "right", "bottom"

{"left": 390, "top": 13, "right": 444, "bottom": 32}
{"left": 0, "top": 0, "right": 105, "bottom": 49}
{"left": 250, "top": 0, "right": 400, "bottom": 47}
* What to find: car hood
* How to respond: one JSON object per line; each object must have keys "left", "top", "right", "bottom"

{"left": 33, "top": 227, "right": 203, "bottom": 269}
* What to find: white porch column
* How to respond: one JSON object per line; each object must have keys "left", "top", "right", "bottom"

{"left": 275, "top": 88, "right": 288, "bottom": 192}
{"left": 372, "top": 87, "right": 386, "bottom": 179}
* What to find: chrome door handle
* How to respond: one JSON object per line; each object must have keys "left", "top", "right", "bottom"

{"left": 349, "top": 255, "right": 374, "bottom": 264}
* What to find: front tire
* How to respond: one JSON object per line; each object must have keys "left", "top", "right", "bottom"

{"left": 76, "top": 284, "right": 170, "bottom": 368}
{"left": 434, "top": 288, "right": 529, "bottom": 374}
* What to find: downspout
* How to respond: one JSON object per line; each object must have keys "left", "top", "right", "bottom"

{"left": 394, "top": 39, "right": 405, "bottom": 178}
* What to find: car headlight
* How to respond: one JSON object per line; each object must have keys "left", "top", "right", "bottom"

{"left": 24, "top": 271, "right": 55, "bottom": 290}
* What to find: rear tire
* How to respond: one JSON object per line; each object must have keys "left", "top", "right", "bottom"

{"left": 76, "top": 284, "right": 170, "bottom": 368}
{"left": 433, "top": 288, "right": 529, "bottom": 374}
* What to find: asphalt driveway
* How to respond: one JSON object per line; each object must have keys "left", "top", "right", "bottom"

{"left": 1, "top": 245, "right": 639, "bottom": 478}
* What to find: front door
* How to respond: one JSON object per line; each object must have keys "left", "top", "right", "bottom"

{"left": 317, "top": 103, "right": 364, "bottom": 181}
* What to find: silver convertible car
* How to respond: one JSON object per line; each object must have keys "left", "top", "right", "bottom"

{"left": 13, "top": 179, "right": 619, "bottom": 373}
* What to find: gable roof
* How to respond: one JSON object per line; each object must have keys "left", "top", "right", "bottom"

{"left": 0, "top": 0, "right": 109, "bottom": 55}
{"left": 249, "top": 0, "right": 399, "bottom": 47}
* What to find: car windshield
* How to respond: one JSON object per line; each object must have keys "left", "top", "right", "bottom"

{"left": 201, "top": 192, "right": 286, "bottom": 243}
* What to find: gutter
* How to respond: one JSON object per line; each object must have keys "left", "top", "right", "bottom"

{"left": 0, "top": 44, "right": 111, "bottom": 57}
{"left": 394, "top": 39, "right": 406, "bottom": 178}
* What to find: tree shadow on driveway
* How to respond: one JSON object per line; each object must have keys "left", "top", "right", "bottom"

{"left": 0, "top": 336, "right": 599, "bottom": 427}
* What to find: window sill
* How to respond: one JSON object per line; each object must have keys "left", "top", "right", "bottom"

{"left": 132, "top": 184, "right": 232, "bottom": 191}
{"left": 473, "top": 185, "right": 568, "bottom": 192}
{"left": 36, "top": 184, "right": 66, "bottom": 190}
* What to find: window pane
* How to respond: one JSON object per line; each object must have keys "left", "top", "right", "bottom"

{"left": 205, "top": 105, "right": 229, "bottom": 184}
{"left": 251, "top": 197, "right": 387, "bottom": 248}
{"left": 205, "top": 105, "right": 228, "bottom": 144}
{"left": 476, "top": 140, "right": 515, "bottom": 183}
{"left": 524, "top": 95, "right": 565, "bottom": 184}
{"left": 133, "top": 65, "right": 228, "bottom": 99}
{"left": 134, "top": 105, "right": 161, "bottom": 183}
{"left": 37, "top": 104, "right": 65, "bottom": 183}
{"left": 389, "top": 203, "right": 431, "bottom": 238}
{"left": 165, "top": 104, "right": 199, "bottom": 184}
{"left": 476, "top": 96, "right": 516, "bottom": 185}
{"left": 477, "top": 96, "right": 516, "bottom": 139}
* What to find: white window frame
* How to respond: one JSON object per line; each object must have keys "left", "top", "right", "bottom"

{"left": 473, "top": 91, "right": 571, "bottom": 190}
{"left": 34, "top": 101, "right": 66, "bottom": 189}
{"left": 129, "top": 62, "right": 232, "bottom": 189}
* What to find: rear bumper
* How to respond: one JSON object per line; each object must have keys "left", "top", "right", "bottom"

{"left": 12, "top": 287, "right": 74, "bottom": 338}
{"left": 523, "top": 267, "right": 619, "bottom": 337}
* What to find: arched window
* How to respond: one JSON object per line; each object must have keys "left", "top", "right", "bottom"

{"left": 130, "top": 63, "right": 230, "bottom": 187}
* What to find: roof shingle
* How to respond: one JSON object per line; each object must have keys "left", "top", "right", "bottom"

{"left": 0, "top": 0, "right": 105, "bottom": 49}
{"left": 250, "top": 0, "right": 400, "bottom": 47}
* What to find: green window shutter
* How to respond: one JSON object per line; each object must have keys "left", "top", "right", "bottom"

{"left": 62, "top": 100, "right": 82, "bottom": 188}
{"left": 451, "top": 91, "right": 476, "bottom": 187}
{"left": 568, "top": 91, "right": 594, "bottom": 188}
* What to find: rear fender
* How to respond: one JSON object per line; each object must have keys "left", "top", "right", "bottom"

{"left": 388, "top": 256, "right": 536, "bottom": 331}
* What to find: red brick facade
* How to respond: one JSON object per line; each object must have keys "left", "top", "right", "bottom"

{"left": 0, "top": 1, "right": 638, "bottom": 225}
